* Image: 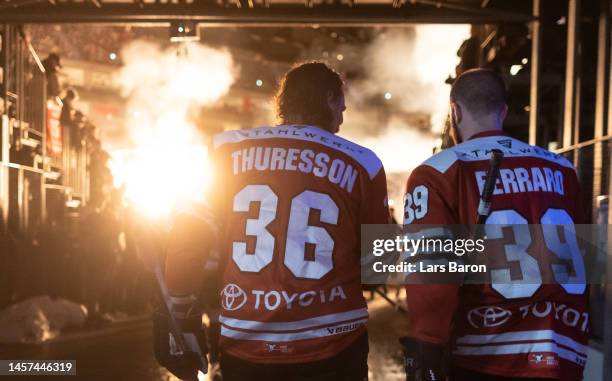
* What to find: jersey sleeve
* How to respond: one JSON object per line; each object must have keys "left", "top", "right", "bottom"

{"left": 360, "top": 166, "right": 391, "bottom": 225}
{"left": 403, "top": 165, "right": 457, "bottom": 226}
{"left": 403, "top": 164, "right": 460, "bottom": 345}
{"left": 165, "top": 205, "right": 216, "bottom": 296}
{"left": 164, "top": 143, "right": 226, "bottom": 303}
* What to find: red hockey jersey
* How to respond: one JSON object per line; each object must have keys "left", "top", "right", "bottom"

{"left": 403, "top": 131, "right": 588, "bottom": 380}
{"left": 205, "top": 125, "right": 389, "bottom": 363}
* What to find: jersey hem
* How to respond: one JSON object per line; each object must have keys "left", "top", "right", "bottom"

{"left": 453, "top": 359, "right": 579, "bottom": 379}
{"left": 221, "top": 326, "right": 367, "bottom": 364}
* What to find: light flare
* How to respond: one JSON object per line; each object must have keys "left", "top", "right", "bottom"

{"left": 107, "top": 40, "right": 235, "bottom": 217}
{"left": 108, "top": 121, "right": 212, "bottom": 217}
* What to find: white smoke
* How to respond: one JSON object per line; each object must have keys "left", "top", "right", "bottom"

{"left": 363, "top": 25, "right": 470, "bottom": 131}
{"left": 109, "top": 40, "right": 237, "bottom": 216}
{"left": 116, "top": 40, "right": 236, "bottom": 143}
{"left": 356, "top": 118, "right": 439, "bottom": 174}
{"left": 342, "top": 25, "right": 471, "bottom": 173}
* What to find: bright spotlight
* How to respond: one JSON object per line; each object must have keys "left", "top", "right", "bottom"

{"left": 169, "top": 21, "right": 200, "bottom": 42}
{"left": 510, "top": 65, "right": 522, "bottom": 76}
{"left": 256, "top": 79, "right": 263, "bottom": 87}
{"left": 384, "top": 92, "right": 392, "bottom": 100}
{"left": 109, "top": 52, "right": 117, "bottom": 61}
{"left": 336, "top": 54, "right": 344, "bottom": 61}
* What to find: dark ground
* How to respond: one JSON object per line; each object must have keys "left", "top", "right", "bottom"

{"left": 0, "top": 294, "right": 408, "bottom": 381}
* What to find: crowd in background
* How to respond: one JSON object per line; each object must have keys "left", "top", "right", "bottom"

{"left": 0, "top": 49, "right": 156, "bottom": 323}
{"left": 50, "top": 58, "right": 155, "bottom": 322}
{"left": 27, "top": 25, "right": 165, "bottom": 64}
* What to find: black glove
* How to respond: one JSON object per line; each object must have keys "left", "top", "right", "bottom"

{"left": 153, "top": 311, "right": 208, "bottom": 380}
{"left": 398, "top": 337, "right": 446, "bottom": 381}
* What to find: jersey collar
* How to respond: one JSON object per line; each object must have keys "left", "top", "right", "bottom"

{"left": 467, "top": 130, "right": 510, "bottom": 141}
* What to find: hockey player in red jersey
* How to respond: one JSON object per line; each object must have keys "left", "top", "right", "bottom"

{"left": 155, "top": 62, "right": 390, "bottom": 380}
{"left": 401, "top": 69, "right": 588, "bottom": 381}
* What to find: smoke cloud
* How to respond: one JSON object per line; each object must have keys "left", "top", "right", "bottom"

{"left": 340, "top": 25, "right": 471, "bottom": 174}
{"left": 109, "top": 40, "right": 237, "bottom": 216}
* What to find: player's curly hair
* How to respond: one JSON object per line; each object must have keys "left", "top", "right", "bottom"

{"left": 274, "top": 62, "right": 344, "bottom": 131}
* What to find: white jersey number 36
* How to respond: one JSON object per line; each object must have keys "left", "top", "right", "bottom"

{"left": 232, "top": 185, "right": 338, "bottom": 280}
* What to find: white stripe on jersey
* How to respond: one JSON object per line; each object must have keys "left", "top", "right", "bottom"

{"left": 422, "top": 136, "right": 575, "bottom": 174}
{"left": 454, "top": 342, "right": 587, "bottom": 365}
{"left": 454, "top": 329, "right": 588, "bottom": 364}
{"left": 212, "top": 125, "right": 383, "bottom": 179}
{"left": 220, "top": 307, "right": 368, "bottom": 332}
{"left": 221, "top": 318, "right": 367, "bottom": 342}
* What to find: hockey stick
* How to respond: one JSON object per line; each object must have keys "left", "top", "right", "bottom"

{"left": 374, "top": 288, "right": 408, "bottom": 314}
{"left": 132, "top": 223, "right": 207, "bottom": 381}
{"left": 468, "top": 149, "right": 504, "bottom": 280}
{"left": 475, "top": 149, "right": 504, "bottom": 226}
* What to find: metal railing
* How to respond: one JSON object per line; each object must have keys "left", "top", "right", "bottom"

{"left": 0, "top": 25, "right": 132, "bottom": 313}
{"left": 554, "top": 136, "right": 611, "bottom": 348}
{"left": 554, "top": 134, "right": 612, "bottom": 223}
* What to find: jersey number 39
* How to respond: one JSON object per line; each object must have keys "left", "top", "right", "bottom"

{"left": 486, "top": 208, "right": 586, "bottom": 299}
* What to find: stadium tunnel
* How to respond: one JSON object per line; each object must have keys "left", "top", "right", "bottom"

{"left": 0, "top": 1, "right": 611, "bottom": 380}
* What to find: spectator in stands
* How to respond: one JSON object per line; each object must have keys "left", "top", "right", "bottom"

{"left": 60, "top": 89, "right": 84, "bottom": 148}
{"left": 60, "top": 88, "right": 78, "bottom": 125}
{"left": 42, "top": 53, "right": 62, "bottom": 98}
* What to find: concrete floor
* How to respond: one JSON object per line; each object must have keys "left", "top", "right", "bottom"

{"left": 1, "top": 294, "right": 409, "bottom": 381}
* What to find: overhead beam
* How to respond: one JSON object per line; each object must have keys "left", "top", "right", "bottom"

{"left": 414, "top": 0, "right": 513, "bottom": 16}
{"left": 593, "top": 0, "right": 608, "bottom": 216}
{"left": 0, "top": 3, "right": 534, "bottom": 24}
{"left": 528, "top": 0, "right": 541, "bottom": 146}
{"left": 562, "top": 0, "right": 580, "bottom": 150}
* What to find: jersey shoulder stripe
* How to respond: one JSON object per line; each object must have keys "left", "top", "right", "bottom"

{"left": 212, "top": 125, "right": 383, "bottom": 179}
{"left": 421, "top": 136, "right": 575, "bottom": 174}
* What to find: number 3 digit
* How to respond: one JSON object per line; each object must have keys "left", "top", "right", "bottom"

{"left": 232, "top": 185, "right": 277, "bottom": 272}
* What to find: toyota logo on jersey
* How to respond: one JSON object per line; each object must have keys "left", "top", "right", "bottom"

{"left": 468, "top": 306, "right": 512, "bottom": 329}
{"left": 221, "top": 283, "right": 247, "bottom": 311}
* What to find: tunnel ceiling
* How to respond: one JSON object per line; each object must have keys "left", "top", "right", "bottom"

{"left": 1, "top": 0, "right": 532, "bottom": 25}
